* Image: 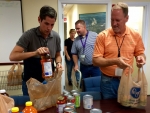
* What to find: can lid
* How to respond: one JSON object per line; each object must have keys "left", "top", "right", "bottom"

{"left": 73, "top": 92, "right": 80, "bottom": 96}
{"left": 11, "top": 107, "right": 19, "bottom": 112}
{"left": 83, "top": 94, "right": 93, "bottom": 98}
{"left": 66, "top": 102, "right": 74, "bottom": 106}
{"left": 67, "top": 95, "right": 74, "bottom": 99}
{"left": 0, "top": 89, "right": 6, "bottom": 93}
{"left": 26, "top": 101, "right": 32, "bottom": 106}
{"left": 71, "top": 90, "right": 78, "bottom": 93}
{"left": 64, "top": 107, "right": 74, "bottom": 112}
{"left": 90, "top": 108, "right": 102, "bottom": 113}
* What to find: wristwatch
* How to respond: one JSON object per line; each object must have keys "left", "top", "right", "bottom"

{"left": 56, "top": 62, "right": 61, "bottom": 65}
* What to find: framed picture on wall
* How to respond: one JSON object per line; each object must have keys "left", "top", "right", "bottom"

{"left": 79, "top": 12, "right": 106, "bottom": 34}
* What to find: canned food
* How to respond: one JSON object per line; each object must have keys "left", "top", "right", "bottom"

{"left": 67, "top": 95, "right": 75, "bottom": 103}
{"left": 71, "top": 90, "right": 78, "bottom": 95}
{"left": 63, "top": 107, "right": 74, "bottom": 113}
{"left": 90, "top": 108, "right": 102, "bottom": 113}
{"left": 65, "top": 102, "right": 76, "bottom": 111}
{"left": 83, "top": 95, "right": 93, "bottom": 109}
{"left": 73, "top": 92, "right": 80, "bottom": 108}
{"left": 64, "top": 93, "right": 70, "bottom": 100}
{"left": 56, "top": 96, "right": 66, "bottom": 113}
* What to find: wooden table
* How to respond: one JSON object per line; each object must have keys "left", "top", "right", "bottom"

{"left": 18, "top": 96, "right": 150, "bottom": 113}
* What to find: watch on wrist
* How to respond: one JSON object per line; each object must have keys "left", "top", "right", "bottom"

{"left": 56, "top": 62, "right": 61, "bottom": 65}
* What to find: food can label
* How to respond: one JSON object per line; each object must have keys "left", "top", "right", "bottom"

{"left": 75, "top": 94, "right": 80, "bottom": 107}
{"left": 44, "top": 62, "right": 52, "bottom": 76}
{"left": 83, "top": 97, "right": 93, "bottom": 109}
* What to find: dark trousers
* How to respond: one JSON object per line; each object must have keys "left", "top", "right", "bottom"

{"left": 22, "top": 81, "right": 29, "bottom": 96}
{"left": 80, "top": 63, "right": 101, "bottom": 89}
{"left": 80, "top": 63, "right": 101, "bottom": 79}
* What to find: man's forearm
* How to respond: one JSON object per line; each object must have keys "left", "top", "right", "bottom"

{"left": 55, "top": 54, "right": 62, "bottom": 63}
{"left": 93, "top": 57, "right": 118, "bottom": 67}
{"left": 9, "top": 51, "right": 37, "bottom": 61}
{"left": 72, "top": 55, "right": 78, "bottom": 65}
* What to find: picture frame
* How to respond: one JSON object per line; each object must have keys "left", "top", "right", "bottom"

{"left": 79, "top": 12, "right": 106, "bottom": 34}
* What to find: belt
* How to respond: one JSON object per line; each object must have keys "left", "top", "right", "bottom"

{"left": 103, "top": 73, "right": 121, "bottom": 79}
{"left": 81, "top": 64, "right": 93, "bottom": 67}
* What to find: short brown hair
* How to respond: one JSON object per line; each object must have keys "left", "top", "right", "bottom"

{"left": 112, "top": 2, "right": 128, "bottom": 17}
{"left": 75, "top": 20, "right": 86, "bottom": 26}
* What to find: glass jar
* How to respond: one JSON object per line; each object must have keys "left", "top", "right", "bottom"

{"left": 41, "top": 53, "right": 53, "bottom": 78}
{"left": 56, "top": 96, "right": 66, "bottom": 113}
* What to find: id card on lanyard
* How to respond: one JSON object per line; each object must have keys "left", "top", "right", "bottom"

{"left": 114, "top": 35, "right": 125, "bottom": 76}
{"left": 80, "top": 31, "right": 89, "bottom": 61}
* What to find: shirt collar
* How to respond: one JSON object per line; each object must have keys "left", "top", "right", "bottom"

{"left": 110, "top": 26, "right": 130, "bottom": 37}
{"left": 36, "top": 26, "right": 53, "bottom": 39}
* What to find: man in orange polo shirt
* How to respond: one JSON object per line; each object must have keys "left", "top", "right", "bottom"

{"left": 93, "top": 2, "right": 146, "bottom": 99}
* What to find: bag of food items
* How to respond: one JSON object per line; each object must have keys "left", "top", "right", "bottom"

{"left": 26, "top": 67, "right": 63, "bottom": 111}
{"left": 7, "top": 63, "right": 23, "bottom": 86}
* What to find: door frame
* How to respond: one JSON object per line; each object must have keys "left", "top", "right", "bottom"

{"left": 58, "top": 0, "right": 112, "bottom": 91}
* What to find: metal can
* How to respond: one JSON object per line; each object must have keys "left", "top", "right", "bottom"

{"left": 83, "top": 95, "right": 93, "bottom": 109}
{"left": 72, "top": 92, "right": 80, "bottom": 108}
{"left": 67, "top": 95, "right": 75, "bottom": 103}
{"left": 64, "top": 93, "right": 70, "bottom": 101}
{"left": 66, "top": 102, "right": 76, "bottom": 111}
{"left": 56, "top": 96, "right": 66, "bottom": 113}
{"left": 63, "top": 107, "right": 74, "bottom": 113}
{"left": 71, "top": 90, "right": 78, "bottom": 95}
{"left": 90, "top": 108, "right": 102, "bottom": 113}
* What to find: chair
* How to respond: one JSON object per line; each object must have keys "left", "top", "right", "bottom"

{"left": 79, "top": 92, "right": 101, "bottom": 100}
{"left": 82, "top": 76, "right": 101, "bottom": 92}
{"left": 10, "top": 95, "right": 30, "bottom": 106}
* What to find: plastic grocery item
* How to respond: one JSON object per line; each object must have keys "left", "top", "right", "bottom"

{"left": 22, "top": 101, "right": 37, "bottom": 113}
{"left": 11, "top": 107, "right": 19, "bottom": 113}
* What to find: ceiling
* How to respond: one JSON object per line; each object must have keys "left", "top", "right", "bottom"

{"left": 63, "top": 4, "right": 73, "bottom": 16}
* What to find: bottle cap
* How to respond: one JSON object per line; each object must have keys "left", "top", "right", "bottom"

{"left": 0, "top": 89, "right": 6, "bottom": 93}
{"left": 26, "top": 101, "right": 32, "bottom": 106}
{"left": 11, "top": 107, "right": 19, "bottom": 112}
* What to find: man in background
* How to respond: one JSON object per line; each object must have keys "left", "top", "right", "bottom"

{"left": 93, "top": 2, "right": 146, "bottom": 99}
{"left": 71, "top": 20, "right": 101, "bottom": 87}
{"left": 9, "top": 5, "right": 62, "bottom": 95}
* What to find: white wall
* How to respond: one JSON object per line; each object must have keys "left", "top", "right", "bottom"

{"left": 66, "top": 5, "right": 78, "bottom": 38}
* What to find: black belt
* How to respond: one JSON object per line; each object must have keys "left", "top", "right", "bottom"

{"left": 81, "top": 64, "right": 93, "bottom": 67}
{"left": 102, "top": 73, "right": 121, "bottom": 79}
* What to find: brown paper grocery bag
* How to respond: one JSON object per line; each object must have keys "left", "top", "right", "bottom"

{"left": 118, "top": 67, "right": 147, "bottom": 107}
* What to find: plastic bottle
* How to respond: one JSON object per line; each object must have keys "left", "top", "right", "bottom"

{"left": 0, "top": 89, "right": 9, "bottom": 96}
{"left": 11, "top": 107, "right": 19, "bottom": 113}
{"left": 22, "top": 101, "right": 37, "bottom": 113}
{"left": 41, "top": 53, "right": 53, "bottom": 78}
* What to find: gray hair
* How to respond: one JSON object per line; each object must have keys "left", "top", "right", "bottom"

{"left": 112, "top": 2, "right": 128, "bottom": 17}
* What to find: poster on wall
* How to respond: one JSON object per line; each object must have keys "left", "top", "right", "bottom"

{"left": 79, "top": 12, "right": 106, "bottom": 34}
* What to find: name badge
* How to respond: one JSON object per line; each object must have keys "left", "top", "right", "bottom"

{"left": 80, "top": 55, "right": 85, "bottom": 61}
{"left": 115, "top": 67, "right": 123, "bottom": 76}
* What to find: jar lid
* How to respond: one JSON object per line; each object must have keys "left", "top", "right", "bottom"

{"left": 0, "top": 89, "right": 6, "bottom": 93}
{"left": 58, "top": 96, "right": 64, "bottom": 100}
{"left": 26, "top": 101, "right": 32, "bottom": 106}
{"left": 11, "top": 107, "right": 19, "bottom": 112}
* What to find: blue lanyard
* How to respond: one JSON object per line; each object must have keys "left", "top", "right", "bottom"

{"left": 80, "top": 31, "right": 89, "bottom": 54}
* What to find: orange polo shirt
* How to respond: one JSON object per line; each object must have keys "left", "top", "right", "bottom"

{"left": 93, "top": 26, "right": 145, "bottom": 76}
